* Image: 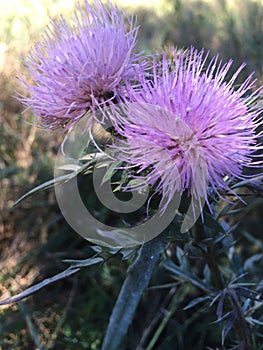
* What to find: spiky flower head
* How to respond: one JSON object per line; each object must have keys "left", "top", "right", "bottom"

{"left": 110, "top": 48, "right": 263, "bottom": 212}
{"left": 17, "top": 0, "right": 144, "bottom": 130}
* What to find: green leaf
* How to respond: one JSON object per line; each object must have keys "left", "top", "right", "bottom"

{"left": 246, "top": 317, "right": 263, "bottom": 326}
{"left": 13, "top": 177, "right": 56, "bottom": 207}
{"left": 241, "top": 229, "right": 263, "bottom": 250}
{"left": 102, "top": 160, "right": 123, "bottom": 184}
{"left": 175, "top": 246, "right": 188, "bottom": 270}
{"left": 231, "top": 174, "right": 263, "bottom": 189}
{"left": 202, "top": 211, "right": 225, "bottom": 233}
{"left": 62, "top": 256, "right": 104, "bottom": 268}
{"left": 126, "top": 178, "right": 146, "bottom": 188}
{"left": 183, "top": 295, "right": 211, "bottom": 310}
{"left": 162, "top": 259, "right": 211, "bottom": 292}
{"left": 13, "top": 157, "right": 100, "bottom": 207}
{"left": 90, "top": 245, "right": 103, "bottom": 254}
{"left": 0, "top": 268, "right": 80, "bottom": 305}
{"left": 244, "top": 254, "right": 263, "bottom": 271}
{"left": 120, "top": 248, "right": 138, "bottom": 260}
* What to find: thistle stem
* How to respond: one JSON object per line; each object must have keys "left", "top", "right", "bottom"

{"left": 101, "top": 231, "right": 169, "bottom": 350}
{"left": 205, "top": 242, "right": 225, "bottom": 290}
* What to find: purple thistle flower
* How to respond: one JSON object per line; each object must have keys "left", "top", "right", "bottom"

{"left": 17, "top": 0, "right": 144, "bottom": 130}
{"left": 110, "top": 48, "right": 263, "bottom": 212}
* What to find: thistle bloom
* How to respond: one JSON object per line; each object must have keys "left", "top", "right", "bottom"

{"left": 17, "top": 0, "right": 144, "bottom": 130}
{"left": 110, "top": 48, "right": 263, "bottom": 212}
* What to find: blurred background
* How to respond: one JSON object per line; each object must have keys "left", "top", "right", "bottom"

{"left": 1, "top": 0, "right": 263, "bottom": 349}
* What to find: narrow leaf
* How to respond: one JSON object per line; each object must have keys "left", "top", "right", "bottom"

{"left": 246, "top": 317, "right": 263, "bottom": 326}
{"left": 162, "top": 259, "right": 211, "bottom": 292}
{"left": 202, "top": 211, "right": 225, "bottom": 233}
{"left": 0, "top": 268, "right": 79, "bottom": 305}
{"left": 13, "top": 177, "right": 56, "bottom": 207}
{"left": 222, "top": 314, "right": 235, "bottom": 346}
{"left": 62, "top": 257, "right": 104, "bottom": 268}
{"left": 183, "top": 295, "right": 211, "bottom": 310}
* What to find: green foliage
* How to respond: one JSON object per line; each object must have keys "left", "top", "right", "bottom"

{"left": 1, "top": 0, "right": 263, "bottom": 349}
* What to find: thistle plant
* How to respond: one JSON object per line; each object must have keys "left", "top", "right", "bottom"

{"left": 2, "top": 1, "right": 263, "bottom": 349}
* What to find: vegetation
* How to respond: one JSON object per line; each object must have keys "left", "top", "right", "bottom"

{"left": 1, "top": 0, "right": 263, "bottom": 349}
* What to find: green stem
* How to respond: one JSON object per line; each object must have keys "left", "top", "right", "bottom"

{"left": 101, "top": 231, "right": 169, "bottom": 350}
{"left": 145, "top": 289, "right": 178, "bottom": 350}
{"left": 205, "top": 242, "right": 225, "bottom": 290}
{"left": 228, "top": 288, "right": 251, "bottom": 350}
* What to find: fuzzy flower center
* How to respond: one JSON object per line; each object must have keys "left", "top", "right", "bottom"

{"left": 123, "top": 121, "right": 201, "bottom": 161}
